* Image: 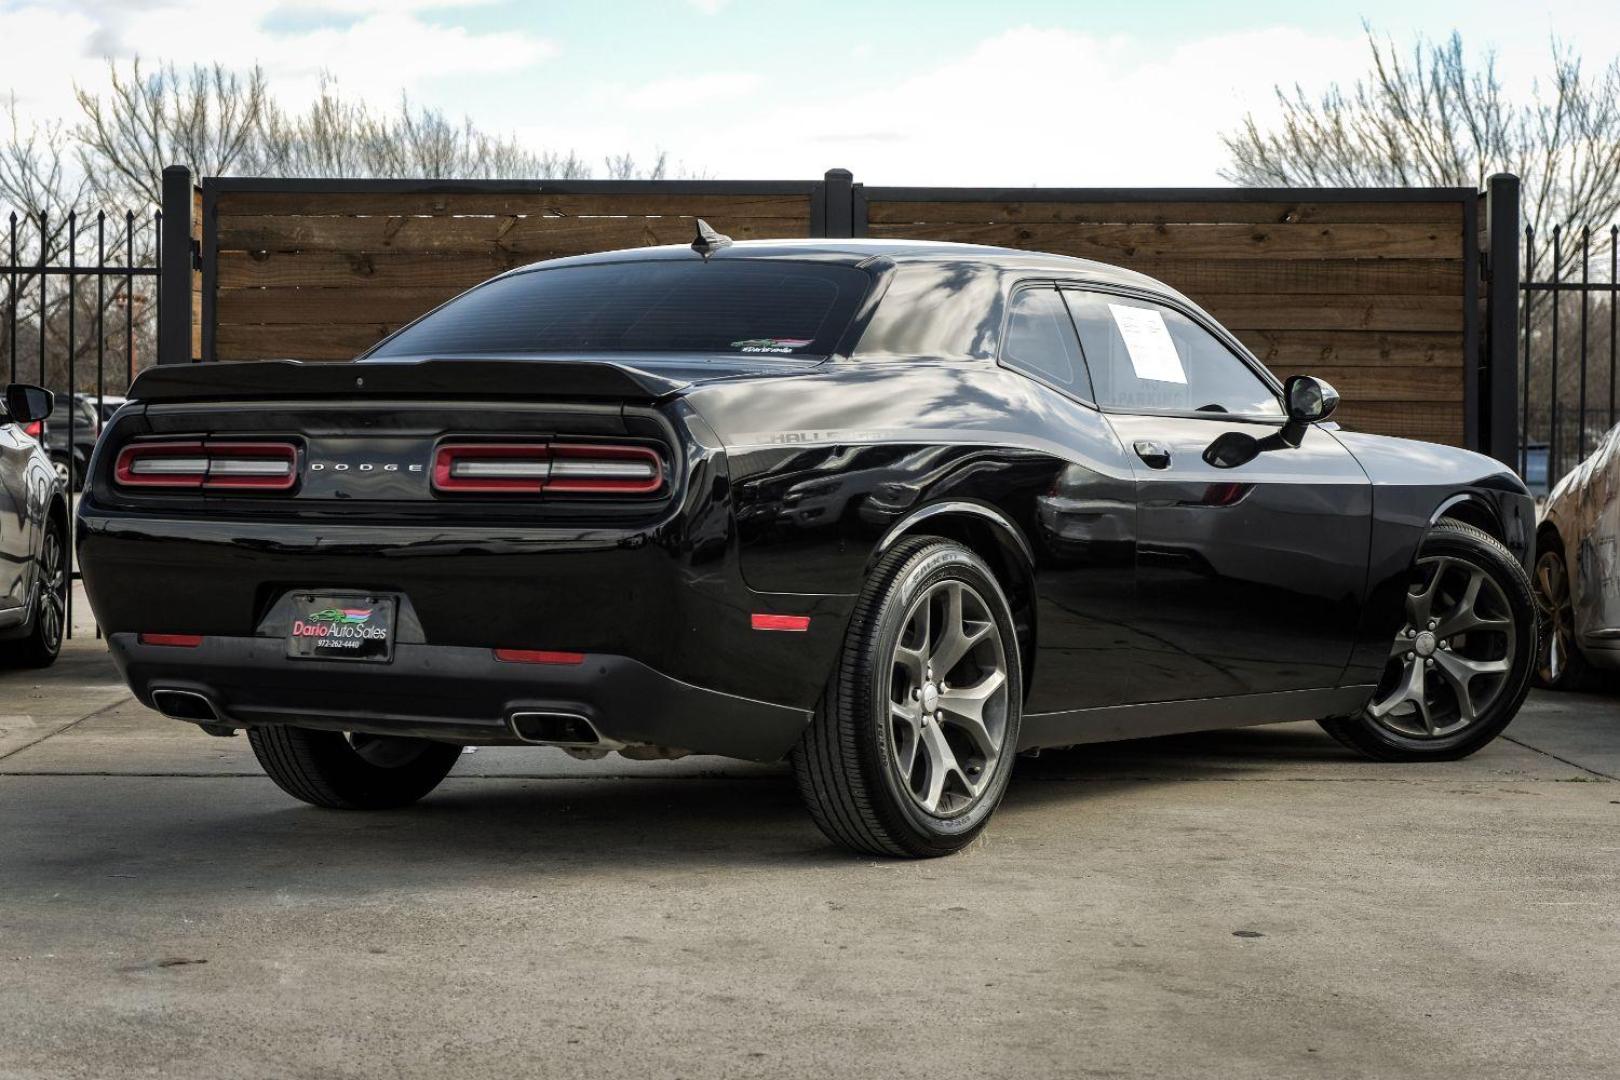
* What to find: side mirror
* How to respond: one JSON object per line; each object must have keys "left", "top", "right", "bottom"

{"left": 1283, "top": 375, "right": 1339, "bottom": 423}
{"left": 3, "top": 383, "right": 53, "bottom": 424}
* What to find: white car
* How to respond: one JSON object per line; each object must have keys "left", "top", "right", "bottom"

{"left": 1535, "top": 422, "right": 1620, "bottom": 688}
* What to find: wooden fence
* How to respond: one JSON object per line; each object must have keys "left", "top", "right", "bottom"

{"left": 159, "top": 167, "right": 1519, "bottom": 460}
{"left": 862, "top": 188, "right": 1477, "bottom": 446}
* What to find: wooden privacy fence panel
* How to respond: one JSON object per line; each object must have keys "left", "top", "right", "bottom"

{"left": 202, "top": 180, "right": 823, "bottom": 362}
{"left": 163, "top": 168, "right": 1517, "bottom": 460}
{"left": 862, "top": 189, "right": 1476, "bottom": 447}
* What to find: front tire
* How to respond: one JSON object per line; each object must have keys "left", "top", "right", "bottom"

{"left": 1531, "top": 539, "right": 1595, "bottom": 690}
{"left": 1320, "top": 521, "right": 1536, "bottom": 761}
{"left": 247, "top": 726, "right": 462, "bottom": 809}
{"left": 792, "top": 538, "right": 1022, "bottom": 858}
{"left": 9, "top": 514, "right": 66, "bottom": 668}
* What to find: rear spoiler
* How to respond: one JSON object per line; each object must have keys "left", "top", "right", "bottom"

{"left": 127, "top": 359, "right": 690, "bottom": 404}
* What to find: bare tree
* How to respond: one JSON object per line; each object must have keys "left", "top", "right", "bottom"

{"left": 1224, "top": 27, "right": 1620, "bottom": 467}
{"left": 602, "top": 151, "right": 667, "bottom": 181}
{"left": 66, "top": 59, "right": 676, "bottom": 201}
{"left": 1223, "top": 28, "right": 1620, "bottom": 273}
{"left": 0, "top": 97, "right": 146, "bottom": 393}
{"left": 2, "top": 60, "right": 688, "bottom": 393}
{"left": 75, "top": 60, "right": 268, "bottom": 209}
{"left": 257, "top": 80, "right": 595, "bottom": 180}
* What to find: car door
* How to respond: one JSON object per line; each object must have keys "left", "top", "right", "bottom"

{"left": 995, "top": 286, "right": 1142, "bottom": 714}
{"left": 1569, "top": 424, "right": 1620, "bottom": 644}
{"left": 0, "top": 419, "right": 35, "bottom": 612}
{"left": 1063, "top": 287, "right": 1372, "bottom": 703}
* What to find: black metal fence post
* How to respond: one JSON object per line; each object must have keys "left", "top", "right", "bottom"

{"left": 1520, "top": 226, "right": 1534, "bottom": 477}
{"left": 1550, "top": 227, "right": 1562, "bottom": 483}
{"left": 1482, "top": 174, "right": 1520, "bottom": 469}
{"left": 822, "top": 169, "right": 854, "bottom": 239}
{"left": 158, "top": 165, "right": 192, "bottom": 365}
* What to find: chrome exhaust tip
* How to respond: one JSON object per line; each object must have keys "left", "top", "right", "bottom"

{"left": 508, "top": 711, "right": 620, "bottom": 749}
{"left": 150, "top": 688, "right": 223, "bottom": 724}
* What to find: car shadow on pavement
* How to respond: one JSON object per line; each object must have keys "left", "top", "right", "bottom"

{"left": 0, "top": 724, "right": 1385, "bottom": 894}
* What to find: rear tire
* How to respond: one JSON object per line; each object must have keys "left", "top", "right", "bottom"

{"left": 792, "top": 538, "right": 1022, "bottom": 858}
{"left": 1319, "top": 521, "right": 1535, "bottom": 762}
{"left": 247, "top": 726, "right": 462, "bottom": 809}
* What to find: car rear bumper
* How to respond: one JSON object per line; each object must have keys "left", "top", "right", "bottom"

{"left": 109, "top": 632, "right": 812, "bottom": 762}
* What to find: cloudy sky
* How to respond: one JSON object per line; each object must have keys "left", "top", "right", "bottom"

{"left": 2, "top": 0, "right": 1614, "bottom": 185}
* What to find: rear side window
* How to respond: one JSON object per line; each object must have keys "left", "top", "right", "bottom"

{"left": 999, "top": 287, "right": 1093, "bottom": 402}
{"left": 1063, "top": 291, "right": 1282, "bottom": 417}
{"left": 368, "top": 260, "right": 872, "bottom": 359}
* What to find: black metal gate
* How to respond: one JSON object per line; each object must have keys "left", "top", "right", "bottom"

{"left": 0, "top": 207, "right": 161, "bottom": 637}
{"left": 1520, "top": 224, "right": 1619, "bottom": 494}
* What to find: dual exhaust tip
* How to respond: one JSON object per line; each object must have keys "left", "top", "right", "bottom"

{"left": 150, "top": 688, "right": 223, "bottom": 723}
{"left": 150, "top": 692, "right": 610, "bottom": 751}
{"left": 508, "top": 710, "right": 616, "bottom": 748}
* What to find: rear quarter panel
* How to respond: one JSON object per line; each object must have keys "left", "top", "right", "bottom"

{"left": 684, "top": 359, "right": 1143, "bottom": 713}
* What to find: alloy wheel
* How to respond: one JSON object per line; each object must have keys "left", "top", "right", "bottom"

{"left": 1366, "top": 555, "right": 1515, "bottom": 739}
{"left": 886, "top": 579, "right": 1010, "bottom": 818}
{"left": 37, "top": 523, "right": 65, "bottom": 653}
{"left": 1532, "top": 550, "right": 1576, "bottom": 685}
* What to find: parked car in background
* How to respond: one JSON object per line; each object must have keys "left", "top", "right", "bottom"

{"left": 1534, "top": 422, "right": 1620, "bottom": 689}
{"left": 91, "top": 394, "right": 128, "bottom": 424}
{"left": 0, "top": 383, "right": 69, "bottom": 666}
{"left": 46, "top": 393, "right": 102, "bottom": 491}
{"left": 1522, "top": 441, "right": 1549, "bottom": 499}
{"left": 78, "top": 237, "right": 1540, "bottom": 857}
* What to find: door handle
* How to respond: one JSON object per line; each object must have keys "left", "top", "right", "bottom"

{"left": 1133, "top": 440, "right": 1172, "bottom": 470}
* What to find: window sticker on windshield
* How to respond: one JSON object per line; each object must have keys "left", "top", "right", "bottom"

{"left": 1107, "top": 304, "right": 1186, "bottom": 384}
{"left": 731, "top": 337, "right": 812, "bottom": 354}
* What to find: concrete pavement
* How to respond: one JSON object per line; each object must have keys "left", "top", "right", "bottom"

{"left": 2, "top": 637, "right": 1617, "bottom": 1079}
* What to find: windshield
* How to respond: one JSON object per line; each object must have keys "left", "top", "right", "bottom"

{"left": 367, "top": 259, "right": 873, "bottom": 359}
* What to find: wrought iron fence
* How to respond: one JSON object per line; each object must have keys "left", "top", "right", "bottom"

{"left": 1521, "top": 223, "right": 1619, "bottom": 495}
{"left": 2, "top": 207, "right": 162, "bottom": 637}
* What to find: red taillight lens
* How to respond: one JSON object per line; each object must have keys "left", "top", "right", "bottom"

{"left": 22, "top": 420, "right": 42, "bottom": 439}
{"left": 115, "top": 440, "right": 298, "bottom": 491}
{"left": 433, "top": 442, "right": 664, "bottom": 496}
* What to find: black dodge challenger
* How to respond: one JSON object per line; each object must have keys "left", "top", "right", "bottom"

{"left": 77, "top": 235, "right": 1538, "bottom": 857}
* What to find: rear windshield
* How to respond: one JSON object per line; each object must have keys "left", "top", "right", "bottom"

{"left": 367, "top": 259, "right": 872, "bottom": 359}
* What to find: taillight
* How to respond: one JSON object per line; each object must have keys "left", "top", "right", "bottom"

{"left": 432, "top": 442, "right": 664, "bottom": 496}
{"left": 22, "top": 420, "right": 42, "bottom": 439}
{"left": 114, "top": 440, "right": 298, "bottom": 491}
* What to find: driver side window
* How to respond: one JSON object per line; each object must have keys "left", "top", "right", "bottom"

{"left": 1062, "top": 290, "right": 1282, "bottom": 417}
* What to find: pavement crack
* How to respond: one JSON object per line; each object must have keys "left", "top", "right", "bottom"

{"left": 0, "top": 694, "right": 132, "bottom": 763}
{"left": 1500, "top": 734, "right": 1620, "bottom": 782}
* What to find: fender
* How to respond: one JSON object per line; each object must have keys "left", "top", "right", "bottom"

{"left": 873, "top": 499, "right": 1036, "bottom": 572}
{"left": 871, "top": 499, "right": 1040, "bottom": 693}
{"left": 1430, "top": 491, "right": 1502, "bottom": 527}
{"left": 1426, "top": 489, "right": 1531, "bottom": 572}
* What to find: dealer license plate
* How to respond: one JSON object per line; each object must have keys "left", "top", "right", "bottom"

{"left": 285, "top": 593, "right": 396, "bottom": 662}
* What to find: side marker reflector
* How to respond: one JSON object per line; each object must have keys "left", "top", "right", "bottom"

{"left": 751, "top": 614, "right": 810, "bottom": 632}
{"left": 139, "top": 633, "right": 203, "bottom": 647}
{"left": 493, "top": 648, "right": 586, "bottom": 665}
